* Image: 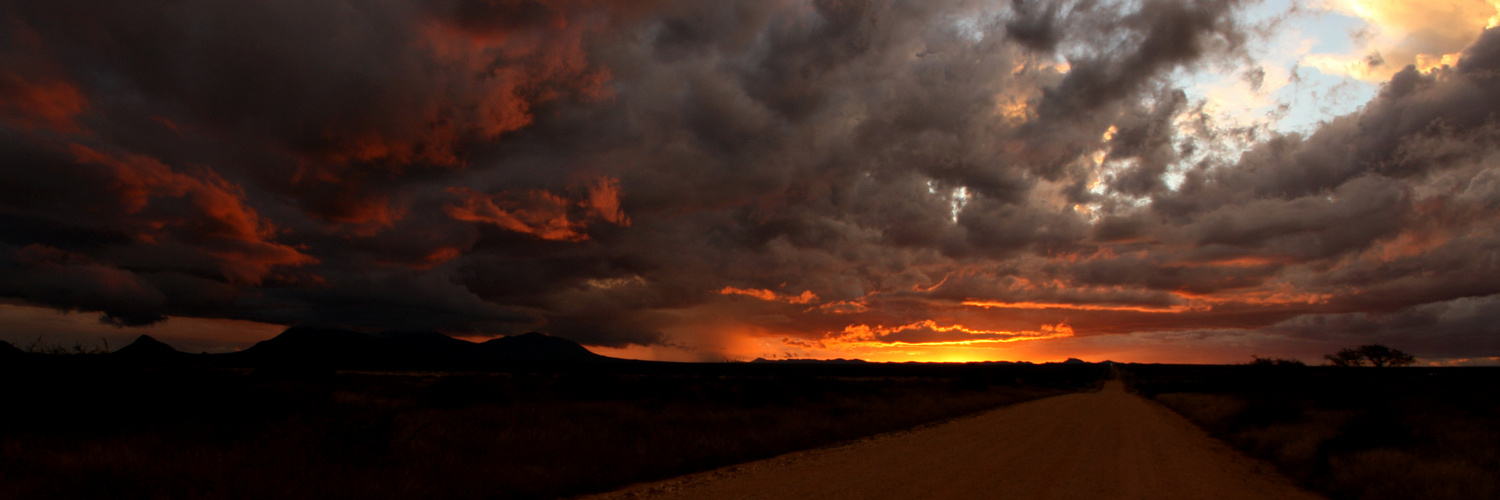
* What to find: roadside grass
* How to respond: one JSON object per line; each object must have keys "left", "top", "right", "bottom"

{"left": 0, "top": 362, "right": 1103, "bottom": 499}
{"left": 1129, "top": 364, "right": 1500, "bottom": 500}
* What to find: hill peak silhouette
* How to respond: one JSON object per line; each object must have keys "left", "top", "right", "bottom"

{"left": 227, "top": 327, "right": 608, "bottom": 368}
{"left": 113, "top": 335, "right": 188, "bottom": 361}
{"left": 478, "top": 332, "right": 604, "bottom": 361}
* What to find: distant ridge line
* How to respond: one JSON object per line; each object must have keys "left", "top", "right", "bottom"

{"left": 78, "top": 328, "right": 617, "bottom": 369}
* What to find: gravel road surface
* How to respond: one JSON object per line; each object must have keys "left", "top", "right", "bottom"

{"left": 590, "top": 380, "right": 1322, "bottom": 500}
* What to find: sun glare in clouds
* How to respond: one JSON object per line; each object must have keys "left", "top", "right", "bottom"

{"left": 719, "top": 322, "right": 1077, "bottom": 364}
{"left": 1307, "top": 0, "right": 1499, "bottom": 78}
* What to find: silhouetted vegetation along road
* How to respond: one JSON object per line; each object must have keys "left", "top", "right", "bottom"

{"left": 0, "top": 353, "right": 1103, "bottom": 500}
{"left": 594, "top": 380, "right": 1320, "bottom": 500}
{"left": 1130, "top": 364, "right": 1500, "bottom": 500}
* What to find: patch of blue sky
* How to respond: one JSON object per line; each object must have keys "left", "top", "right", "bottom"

{"left": 1271, "top": 65, "right": 1376, "bottom": 134}
{"left": 1175, "top": 0, "right": 1377, "bottom": 135}
{"left": 1300, "top": 8, "right": 1366, "bottom": 55}
{"left": 1156, "top": 0, "right": 1380, "bottom": 190}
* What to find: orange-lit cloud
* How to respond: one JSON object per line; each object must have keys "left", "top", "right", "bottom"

{"left": 1167, "top": 256, "right": 1289, "bottom": 268}
{"left": 813, "top": 300, "right": 869, "bottom": 314}
{"left": 1365, "top": 228, "right": 1455, "bottom": 262}
{"left": 823, "top": 320, "right": 1074, "bottom": 349}
{"left": 284, "top": 165, "right": 407, "bottom": 234}
{"left": 446, "top": 186, "right": 581, "bottom": 240}
{"left": 69, "top": 144, "right": 316, "bottom": 284}
{"left": 582, "top": 175, "right": 631, "bottom": 225}
{"left": 1172, "top": 284, "right": 1333, "bottom": 308}
{"left": 444, "top": 175, "right": 631, "bottom": 241}
{"left": 719, "top": 286, "right": 819, "bottom": 304}
{"left": 319, "top": 127, "right": 465, "bottom": 167}
{"left": 962, "top": 300, "right": 1193, "bottom": 313}
{"left": 0, "top": 74, "right": 88, "bottom": 133}
{"left": 324, "top": 197, "right": 406, "bottom": 236}
{"left": 350, "top": 5, "right": 622, "bottom": 168}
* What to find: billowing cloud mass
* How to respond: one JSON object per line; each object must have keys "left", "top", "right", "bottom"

{"left": 2, "top": 0, "right": 1499, "bottom": 363}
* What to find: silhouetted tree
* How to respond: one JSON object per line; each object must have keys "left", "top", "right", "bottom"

{"left": 1323, "top": 344, "right": 1415, "bottom": 367}
{"left": 1324, "top": 348, "right": 1365, "bottom": 367}
{"left": 1357, "top": 344, "right": 1416, "bottom": 367}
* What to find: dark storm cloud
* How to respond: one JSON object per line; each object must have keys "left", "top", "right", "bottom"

{"left": 1, "top": 0, "right": 1497, "bottom": 358}
{"left": 1033, "top": 0, "right": 1245, "bottom": 122}
{"left": 1104, "top": 88, "right": 1189, "bottom": 196}
{"left": 1265, "top": 293, "right": 1500, "bottom": 358}
{"left": 1004, "top": 0, "right": 1063, "bottom": 52}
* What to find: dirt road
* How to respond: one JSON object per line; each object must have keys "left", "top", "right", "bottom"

{"left": 592, "top": 381, "right": 1322, "bottom": 500}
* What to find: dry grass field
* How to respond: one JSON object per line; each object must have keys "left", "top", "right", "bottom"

{"left": 1127, "top": 364, "right": 1500, "bottom": 500}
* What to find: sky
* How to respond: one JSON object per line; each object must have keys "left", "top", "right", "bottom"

{"left": 1, "top": 0, "right": 1499, "bottom": 365}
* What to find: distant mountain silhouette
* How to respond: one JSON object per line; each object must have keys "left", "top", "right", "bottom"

{"left": 380, "top": 330, "right": 481, "bottom": 358}
{"left": 220, "top": 327, "right": 609, "bottom": 369}
{"left": 751, "top": 357, "right": 868, "bottom": 364}
{"left": 1061, "top": 358, "right": 1089, "bottom": 364}
{"left": 478, "top": 332, "right": 603, "bottom": 361}
{"left": 112, "top": 335, "right": 190, "bottom": 363}
{"left": 228, "top": 327, "right": 401, "bottom": 366}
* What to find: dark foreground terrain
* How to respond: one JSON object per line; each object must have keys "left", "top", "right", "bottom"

{"left": 1127, "top": 364, "right": 1500, "bottom": 500}
{"left": 0, "top": 356, "right": 1104, "bottom": 500}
